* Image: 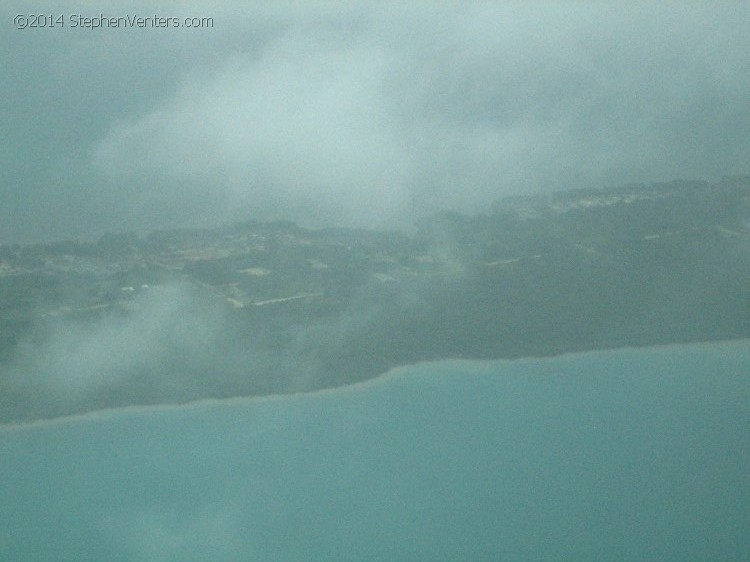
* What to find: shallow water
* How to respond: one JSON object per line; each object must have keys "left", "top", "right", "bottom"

{"left": 2, "top": 341, "right": 749, "bottom": 560}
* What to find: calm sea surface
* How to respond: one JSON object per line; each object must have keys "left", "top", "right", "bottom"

{"left": 2, "top": 341, "right": 749, "bottom": 560}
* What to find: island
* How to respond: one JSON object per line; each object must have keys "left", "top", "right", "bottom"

{"left": 1, "top": 175, "right": 748, "bottom": 423}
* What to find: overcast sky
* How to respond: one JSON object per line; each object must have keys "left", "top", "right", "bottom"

{"left": 2, "top": 1, "right": 749, "bottom": 243}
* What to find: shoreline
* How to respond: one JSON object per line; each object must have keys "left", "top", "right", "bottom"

{"left": 2, "top": 336, "right": 748, "bottom": 432}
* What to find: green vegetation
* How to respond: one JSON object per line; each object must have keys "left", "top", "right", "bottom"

{"left": 1, "top": 176, "right": 749, "bottom": 422}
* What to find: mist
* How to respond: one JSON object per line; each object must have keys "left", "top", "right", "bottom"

{"left": 0, "top": 273, "right": 439, "bottom": 423}
{"left": 2, "top": 2, "right": 749, "bottom": 243}
{"left": 3, "top": 5, "right": 750, "bottom": 559}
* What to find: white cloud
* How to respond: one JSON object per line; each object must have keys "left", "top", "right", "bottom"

{"left": 93, "top": 24, "right": 413, "bottom": 227}
{"left": 7, "top": 284, "right": 224, "bottom": 409}
{"left": 88, "top": 2, "right": 750, "bottom": 231}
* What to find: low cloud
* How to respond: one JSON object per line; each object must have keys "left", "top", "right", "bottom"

{"left": 88, "top": 3, "right": 750, "bottom": 233}
{"left": 93, "top": 35, "right": 410, "bottom": 227}
{"left": 2, "top": 3, "right": 749, "bottom": 242}
{"left": 3, "top": 284, "right": 228, "bottom": 419}
{"left": 0, "top": 274, "right": 439, "bottom": 423}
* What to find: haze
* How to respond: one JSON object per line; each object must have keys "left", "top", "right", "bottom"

{"left": 2, "top": 1, "right": 748, "bottom": 243}
{"left": 2, "top": 6, "right": 750, "bottom": 558}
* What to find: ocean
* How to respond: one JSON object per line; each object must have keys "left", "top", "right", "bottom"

{"left": 1, "top": 340, "right": 749, "bottom": 560}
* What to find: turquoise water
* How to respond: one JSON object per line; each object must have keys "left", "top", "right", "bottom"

{"left": 1, "top": 341, "right": 749, "bottom": 560}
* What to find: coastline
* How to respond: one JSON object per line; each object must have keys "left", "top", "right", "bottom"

{"left": 3, "top": 335, "right": 748, "bottom": 432}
